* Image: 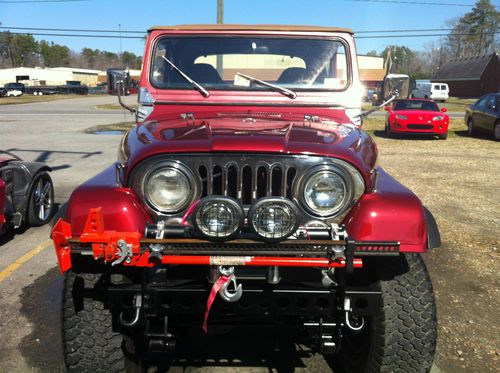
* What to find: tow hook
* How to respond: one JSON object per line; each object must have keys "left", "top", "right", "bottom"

{"left": 218, "top": 266, "right": 243, "bottom": 303}
{"left": 344, "top": 297, "right": 365, "bottom": 333}
{"left": 119, "top": 294, "right": 142, "bottom": 328}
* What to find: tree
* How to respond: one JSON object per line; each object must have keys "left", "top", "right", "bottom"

{"left": 446, "top": 0, "right": 499, "bottom": 58}
{"left": 381, "top": 45, "right": 416, "bottom": 75}
{"left": 121, "top": 51, "right": 142, "bottom": 69}
{"left": 39, "top": 40, "right": 70, "bottom": 67}
{"left": 8, "top": 33, "right": 38, "bottom": 66}
{"left": 366, "top": 50, "right": 379, "bottom": 57}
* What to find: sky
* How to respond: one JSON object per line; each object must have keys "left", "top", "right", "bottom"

{"left": 0, "top": 0, "right": 497, "bottom": 56}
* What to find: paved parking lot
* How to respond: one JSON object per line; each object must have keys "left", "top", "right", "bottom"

{"left": 0, "top": 96, "right": 497, "bottom": 372}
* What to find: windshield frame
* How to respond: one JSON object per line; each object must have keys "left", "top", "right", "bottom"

{"left": 394, "top": 99, "right": 440, "bottom": 112}
{"left": 148, "top": 34, "right": 352, "bottom": 94}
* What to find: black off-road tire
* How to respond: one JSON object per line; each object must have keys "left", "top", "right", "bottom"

{"left": 333, "top": 254, "right": 437, "bottom": 373}
{"left": 62, "top": 271, "right": 128, "bottom": 373}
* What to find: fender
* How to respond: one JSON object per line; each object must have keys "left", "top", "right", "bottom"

{"left": 2, "top": 161, "right": 52, "bottom": 220}
{"left": 66, "top": 164, "right": 152, "bottom": 235}
{"left": 342, "top": 167, "right": 430, "bottom": 252}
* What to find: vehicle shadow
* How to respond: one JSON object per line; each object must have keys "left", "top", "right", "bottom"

{"left": 19, "top": 267, "right": 65, "bottom": 373}
{"left": 146, "top": 328, "right": 315, "bottom": 372}
{"left": 18, "top": 268, "right": 326, "bottom": 373}
{"left": 373, "top": 130, "right": 441, "bottom": 140}
{"left": 454, "top": 130, "right": 496, "bottom": 141}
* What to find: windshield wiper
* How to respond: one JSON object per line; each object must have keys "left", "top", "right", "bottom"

{"left": 236, "top": 72, "right": 297, "bottom": 99}
{"left": 161, "top": 55, "right": 209, "bottom": 98}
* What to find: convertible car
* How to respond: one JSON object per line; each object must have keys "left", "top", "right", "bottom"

{"left": 0, "top": 152, "right": 54, "bottom": 235}
{"left": 385, "top": 98, "right": 449, "bottom": 139}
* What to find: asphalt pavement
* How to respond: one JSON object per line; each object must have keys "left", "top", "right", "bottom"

{"left": 0, "top": 96, "right": 444, "bottom": 372}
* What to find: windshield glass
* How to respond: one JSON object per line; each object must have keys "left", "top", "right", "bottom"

{"left": 394, "top": 100, "right": 439, "bottom": 111}
{"left": 151, "top": 36, "right": 349, "bottom": 91}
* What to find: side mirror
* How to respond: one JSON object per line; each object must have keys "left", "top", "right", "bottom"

{"left": 384, "top": 105, "right": 392, "bottom": 112}
{"left": 107, "top": 68, "right": 130, "bottom": 96}
{"left": 382, "top": 74, "right": 410, "bottom": 101}
{"left": 441, "top": 107, "right": 447, "bottom": 112}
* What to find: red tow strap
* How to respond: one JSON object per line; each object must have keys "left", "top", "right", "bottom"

{"left": 203, "top": 275, "right": 231, "bottom": 333}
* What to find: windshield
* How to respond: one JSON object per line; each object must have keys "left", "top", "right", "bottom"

{"left": 151, "top": 36, "right": 349, "bottom": 91}
{"left": 394, "top": 100, "right": 439, "bottom": 111}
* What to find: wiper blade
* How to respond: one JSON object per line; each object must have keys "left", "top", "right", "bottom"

{"left": 161, "top": 55, "right": 209, "bottom": 98}
{"left": 236, "top": 72, "right": 297, "bottom": 99}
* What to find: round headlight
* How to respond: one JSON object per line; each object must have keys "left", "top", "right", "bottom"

{"left": 145, "top": 166, "right": 192, "bottom": 213}
{"left": 193, "top": 197, "right": 243, "bottom": 240}
{"left": 249, "top": 198, "right": 299, "bottom": 241}
{"left": 303, "top": 169, "right": 349, "bottom": 217}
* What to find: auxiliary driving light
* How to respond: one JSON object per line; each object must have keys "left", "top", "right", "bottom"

{"left": 248, "top": 197, "right": 300, "bottom": 241}
{"left": 193, "top": 196, "right": 244, "bottom": 240}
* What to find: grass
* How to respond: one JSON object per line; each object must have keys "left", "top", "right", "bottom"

{"left": 94, "top": 103, "right": 138, "bottom": 110}
{"left": 84, "top": 122, "right": 135, "bottom": 134}
{"left": 362, "top": 117, "right": 466, "bottom": 138}
{"left": 0, "top": 93, "right": 101, "bottom": 105}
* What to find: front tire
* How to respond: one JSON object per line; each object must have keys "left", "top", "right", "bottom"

{"left": 27, "top": 172, "right": 54, "bottom": 226}
{"left": 438, "top": 132, "right": 448, "bottom": 140}
{"left": 333, "top": 254, "right": 437, "bottom": 373}
{"left": 494, "top": 122, "right": 500, "bottom": 141}
{"left": 467, "top": 118, "right": 476, "bottom": 136}
{"left": 62, "top": 272, "right": 128, "bottom": 373}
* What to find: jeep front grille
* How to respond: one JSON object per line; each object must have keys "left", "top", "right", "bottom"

{"left": 197, "top": 160, "right": 296, "bottom": 204}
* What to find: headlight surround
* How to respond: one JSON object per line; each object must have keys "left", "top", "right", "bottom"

{"left": 298, "top": 163, "right": 364, "bottom": 218}
{"left": 143, "top": 162, "right": 196, "bottom": 213}
{"left": 395, "top": 114, "right": 407, "bottom": 120}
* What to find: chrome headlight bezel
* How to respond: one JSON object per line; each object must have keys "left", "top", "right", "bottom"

{"left": 294, "top": 161, "right": 365, "bottom": 218}
{"left": 141, "top": 161, "right": 199, "bottom": 214}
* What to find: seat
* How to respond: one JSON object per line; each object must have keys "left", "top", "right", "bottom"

{"left": 186, "top": 63, "right": 224, "bottom": 85}
{"left": 276, "top": 67, "right": 307, "bottom": 84}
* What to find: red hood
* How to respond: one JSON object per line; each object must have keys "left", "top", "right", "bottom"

{"left": 0, "top": 157, "right": 14, "bottom": 167}
{"left": 123, "top": 115, "right": 378, "bottom": 183}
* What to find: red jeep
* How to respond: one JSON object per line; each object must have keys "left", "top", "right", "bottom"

{"left": 53, "top": 25, "right": 439, "bottom": 372}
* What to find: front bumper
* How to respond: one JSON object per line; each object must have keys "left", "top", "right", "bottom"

{"left": 52, "top": 208, "right": 401, "bottom": 273}
{"left": 390, "top": 120, "right": 448, "bottom": 134}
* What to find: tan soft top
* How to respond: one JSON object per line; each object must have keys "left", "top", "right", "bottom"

{"left": 148, "top": 24, "right": 353, "bottom": 34}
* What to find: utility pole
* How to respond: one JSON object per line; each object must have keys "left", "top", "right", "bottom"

{"left": 119, "top": 23, "right": 123, "bottom": 68}
{"left": 216, "top": 0, "right": 223, "bottom": 75}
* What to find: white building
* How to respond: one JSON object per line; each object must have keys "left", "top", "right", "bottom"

{"left": 0, "top": 67, "right": 102, "bottom": 87}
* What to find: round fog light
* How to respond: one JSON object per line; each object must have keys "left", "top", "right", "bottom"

{"left": 193, "top": 196, "right": 243, "bottom": 240}
{"left": 249, "top": 197, "right": 299, "bottom": 241}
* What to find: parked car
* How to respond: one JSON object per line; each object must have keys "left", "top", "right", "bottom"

{"left": 412, "top": 82, "right": 449, "bottom": 102}
{"left": 464, "top": 93, "right": 500, "bottom": 141}
{"left": 385, "top": 98, "right": 449, "bottom": 139}
{"left": 0, "top": 152, "right": 54, "bottom": 235}
{"left": 51, "top": 25, "right": 439, "bottom": 373}
{"left": 3, "top": 82, "right": 25, "bottom": 92}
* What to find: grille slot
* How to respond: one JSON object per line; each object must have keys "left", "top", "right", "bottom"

{"left": 407, "top": 124, "right": 433, "bottom": 130}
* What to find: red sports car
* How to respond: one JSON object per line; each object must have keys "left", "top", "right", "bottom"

{"left": 385, "top": 99, "right": 449, "bottom": 139}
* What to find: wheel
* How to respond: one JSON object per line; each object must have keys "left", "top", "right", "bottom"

{"left": 332, "top": 254, "right": 437, "bottom": 373}
{"left": 63, "top": 272, "right": 132, "bottom": 372}
{"left": 424, "top": 95, "right": 429, "bottom": 99}
{"left": 385, "top": 122, "right": 392, "bottom": 138}
{"left": 438, "top": 132, "right": 448, "bottom": 140}
{"left": 27, "top": 172, "right": 54, "bottom": 226}
{"left": 494, "top": 122, "right": 500, "bottom": 141}
{"left": 467, "top": 118, "right": 476, "bottom": 136}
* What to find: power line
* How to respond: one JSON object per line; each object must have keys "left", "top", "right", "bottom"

{"left": 0, "top": 0, "right": 90, "bottom": 3}
{"left": 0, "top": 25, "right": 483, "bottom": 34}
{"left": 4, "top": 30, "right": 499, "bottom": 40}
{"left": 340, "top": 0, "right": 476, "bottom": 6}
{"left": 0, "top": 26, "right": 144, "bottom": 34}
{"left": 5, "top": 32, "right": 144, "bottom": 39}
